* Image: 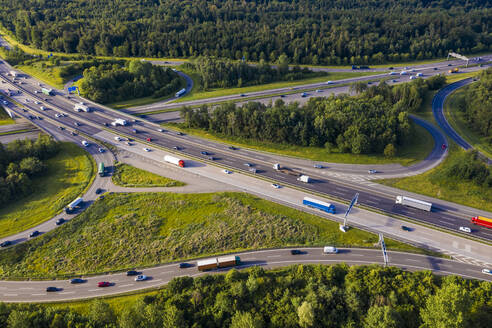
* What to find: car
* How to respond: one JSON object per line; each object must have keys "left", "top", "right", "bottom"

{"left": 244, "top": 163, "right": 252, "bottom": 167}
{"left": 146, "top": 138, "right": 152, "bottom": 142}
{"left": 59, "top": 126, "right": 65, "bottom": 130}
{"left": 143, "top": 147, "right": 151, "bottom": 152}
{"left": 367, "top": 81, "right": 372, "bottom": 84}
{"left": 409, "top": 76, "right": 416, "bottom": 80}
{"left": 2, "top": 100, "right": 7, "bottom": 105}
{"left": 290, "top": 249, "right": 302, "bottom": 255}
{"left": 401, "top": 225, "right": 412, "bottom": 231}
{"left": 280, "top": 94, "right": 286, "bottom": 98}
{"left": 98, "top": 195, "right": 105, "bottom": 201}
{"left": 82, "top": 140, "right": 89, "bottom": 147}
{"left": 441, "top": 143, "right": 447, "bottom": 150}
{"left": 323, "top": 246, "right": 338, "bottom": 254}
{"left": 95, "top": 188, "right": 102, "bottom": 194}
{"left": 29, "top": 230, "right": 40, "bottom": 238}
{"left": 103, "top": 122, "right": 108, "bottom": 127}
{"left": 173, "top": 146, "right": 181, "bottom": 150}
{"left": 74, "top": 122, "right": 80, "bottom": 126}
{"left": 313, "top": 164, "right": 323, "bottom": 169}
{"left": 482, "top": 269, "right": 492, "bottom": 275}
{"left": 98, "top": 148, "right": 104, "bottom": 153}
{"left": 228, "top": 146, "right": 237, "bottom": 150}
{"left": 70, "top": 278, "right": 86, "bottom": 284}
{"left": 315, "top": 89, "right": 322, "bottom": 93}
{"left": 126, "top": 270, "right": 139, "bottom": 276}
{"left": 208, "top": 156, "right": 215, "bottom": 160}
{"left": 179, "top": 262, "right": 192, "bottom": 269}
{"left": 223, "top": 169, "right": 232, "bottom": 174}
{"left": 46, "top": 287, "right": 59, "bottom": 292}
{"left": 34, "top": 90, "right": 39, "bottom": 93}
{"left": 271, "top": 183, "right": 281, "bottom": 189}
{"left": 200, "top": 151, "right": 209, "bottom": 155}
{"left": 34, "top": 101, "right": 41, "bottom": 104}
{"left": 176, "top": 132, "right": 184, "bottom": 136}
{"left": 326, "top": 81, "right": 334, "bottom": 84}
{"left": 388, "top": 67, "right": 394, "bottom": 70}
{"left": 447, "top": 63, "right": 452, "bottom": 66}
{"left": 459, "top": 226, "right": 471, "bottom": 233}
{"left": 126, "top": 142, "right": 132, "bottom": 146}
{"left": 240, "top": 93, "right": 246, "bottom": 97}
{"left": 392, "top": 79, "right": 398, "bottom": 82}
{"left": 158, "top": 128, "right": 165, "bottom": 132}
{"left": 301, "top": 92, "right": 308, "bottom": 97}
{"left": 433, "top": 67, "right": 438, "bottom": 70}
{"left": 37, "top": 116, "right": 43, "bottom": 120}
{"left": 0, "top": 241, "right": 11, "bottom": 248}
{"left": 40, "top": 106, "right": 46, "bottom": 111}
{"left": 55, "top": 113, "right": 61, "bottom": 118}
{"left": 55, "top": 218, "right": 65, "bottom": 226}
{"left": 135, "top": 275, "right": 148, "bottom": 282}
{"left": 368, "top": 169, "right": 378, "bottom": 174}
{"left": 98, "top": 281, "right": 111, "bottom": 287}
{"left": 70, "top": 131, "right": 77, "bottom": 136}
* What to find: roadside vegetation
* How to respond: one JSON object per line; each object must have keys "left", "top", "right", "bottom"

{"left": 6, "top": 265, "right": 492, "bottom": 327}
{"left": 0, "top": 192, "right": 425, "bottom": 278}
{"left": 0, "top": 141, "right": 94, "bottom": 238}
{"left": 112, "top": 163, "right": 185, "bottom": 188}
{"left": 0, "top": 106, "right": 14, "bottom": 125}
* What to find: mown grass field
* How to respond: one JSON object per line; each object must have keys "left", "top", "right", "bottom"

{"left": 0, "top": 192, "right": 426, "bottom": 278}
{"left": 112, "top": 163, "right": 185, "bottom": 188}
{"left": 444, "top": 87, "right": 492, "bottom": 159}
{"left": 16, "top": 62, "right": 67, "bottom": 89}
{"left": 166, "top": 120, "right": 434, "bottom": 166}
{"left": 0, "top": 142, "right": 95, "bottom": 238}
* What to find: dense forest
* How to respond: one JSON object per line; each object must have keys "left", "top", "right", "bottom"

{"left": 79, "top": 60, "right": 182, "bottom": 104}
{"left": 442, "top": 150, "right": 492, "bottom": 187}
{"left": 0, "top": 135, "right": 59, "bottom": 206}
{"left": 185, "top": 56, "right": 326, "bottom": 90}
{"left": 456, "top": 67, "right": 492, "bottom": 143}
{"left": 0, "top": 1, "right": 491, "bottom": 64}
{"left": 181, "top": 76, "right": 446, "bottom": 155}
{"left": 0, "top": 264, "right": 491, "bottom": 327}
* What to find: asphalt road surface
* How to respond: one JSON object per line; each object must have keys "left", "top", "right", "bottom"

{"left": 0, "top": 248, "right": 491, "bottom": 303}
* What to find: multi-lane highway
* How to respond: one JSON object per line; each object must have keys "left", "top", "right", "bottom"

{"left": 1, "top": 59, "right": 492, "bottom": 243}
{"left": 0, "top": 248, "right": 491, "bottom": 303}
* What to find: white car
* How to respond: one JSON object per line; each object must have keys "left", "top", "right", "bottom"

{"left": 326, "top": 81, "right": 334, "bottom": 84}
{"left": 482, "top": 269, "right": 492, "bottom": 275}
{"left": 315, "top": 89, "right": 322, "bottom": 93}
{"left": 368, "top": 169, "right": 378, "bottom": 174}
{"left": 416, "top": 72, "right": 423, "bottom": 77}
{"left": 81, "top": 141, "right": 89, "bottom": 147}
{"left": 271, "top": 184, "right": 281, "bottom": 189}
{"left": 2, "top": 100, "right": 7, "bottom": 105}
{"left": 158, "top": 128, "right": 164, "bottom": 132}
{"left": 409, "top": 76, "right": 416, "bottom": 80}
{"left": 114, "top": 136, "right": 121, "bottom": 141}
{"left": 98, "top": 148, "right": 104, "bottom": 153}
{"left": 389, "top": 72, "right": 398, "bottom": 75}
{"left": 223, "top": 169, "right": 232, "bottom": 174}
{"left": 34, "top": 100, "right": 41, "bottom": 104}
{"left": 135, "top": 275, "right": 148, "bottom": 282}
{"left": 313, "top": 164, "right": 323, "bottom": 169}
{"left": 244, "top": 163, "right": 252, "bottom": 167}
{"left": 459, "top": 226, "right": 471, "bottom": 233}
{"left": 55, "top": 113, "right": 62, "bottom": 118}
{"left": 143, "top": 148, "right": 151, "bottom": 152}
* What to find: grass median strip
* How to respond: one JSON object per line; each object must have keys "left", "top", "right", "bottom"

{"left": 0, "top": 192, "right": 427, "bottom": 279}
{"left": 112, "top": 163, "right": 185, "bottom": 188}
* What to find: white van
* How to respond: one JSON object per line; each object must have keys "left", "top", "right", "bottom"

{"left": 323, "top": 246, "right": 338, "bottom": 254}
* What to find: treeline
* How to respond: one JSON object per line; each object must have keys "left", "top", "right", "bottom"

{"left": 185, "top": 56, "right": 326, "bottom": 90}
{"left": 443, "top": 150, "right": 492, "bottom": 187}
{"left": 1, "top": 264, "right": 491, "bottom": 327}
{"left": 456, "top": 67, "right": 492, "bottom": 143}
{"left": 0, "top": 0, "right": 491, "bottom": 64}
{"left": 181, "top": 76, "right": 446, "bottom": 155}
{"left": 79, "top": 60, "right": 182, "bottom": 104}
{"left": 0, "top": 135, "right": 59, "bottom": 206}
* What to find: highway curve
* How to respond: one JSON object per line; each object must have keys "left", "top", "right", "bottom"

{"left": 0, "top": 248, "right": 491, "bottom": 303}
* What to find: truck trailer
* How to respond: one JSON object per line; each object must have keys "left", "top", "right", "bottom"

{"left": 41, "top": 87, "right": 53, "bottom": 96}
{"left": 111, "top": 119, "right": 127, "bottom": 126}
{"left": 175, "top": 88, "right": 186, "bottom": 97}
{"left": 471, "top": 216, "right": 492, "bottom": 229}
{"left": 273, "top": 163, "right": 301, "bottom": 177}
{"left": 98, "top": 163, "right": 105, "bottom": 177}
{"left": 74, "top": 103, "right": 91, "bottom": 112}
{"left": 303, "top": 197, "right": 336, "bottom": 214}
{"left": 395, "top": 196, "right": 432, "bottom": 212}
{"left": 197, "top": 256, "right": 241, "bottom": 271}
{"left": 297, "top": 175, "right": 311, "bottom": 183}
{"left": 164, "top": 155, "right": 185, "bottom": 167}
{"left": 65, "top": 197, "right": 83, "bottom": 214}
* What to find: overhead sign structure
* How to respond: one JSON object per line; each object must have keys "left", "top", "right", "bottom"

{"left": 447, "top": 52, "right": 469, "bottom": 67}
{"left": 340, "top": 192, "right": 359, "bottom": 232}
{"left": 379, "top": 233, "right": 389, "bottom": 266}
{"left": 68, "top": 86, "right": 80, "bottom": 95}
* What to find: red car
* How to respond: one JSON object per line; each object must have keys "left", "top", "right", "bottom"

{"left": 441, "top": 144, "right": 447, "bottom": 150}
{"left": 98, "top": 281, "right": 111, "bottom": 287}
{"left": 146, "top": 138, "right": 152, "bottom": 142}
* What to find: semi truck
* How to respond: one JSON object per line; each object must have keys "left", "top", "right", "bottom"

{"left": 303, "top": 197, "right": 336, "bottom": 214}
{"left": 74, "top": 102, "right": 91, "bottom": 112}
{"left": 164, "top": 155, "right": 185, "bottom": 168}
{"left": 111, "top": 119, "right": 127, "bottom": 126}
{"left": 273, "top": 163, "right": 301, "bottom": 177}
{"left": 98, "top": 163, "right": 105, "bottom": 177}
{"left": 448, "top": 68, "right": 459, "bottom": 73}
{"left": 471, "top": 216, "right": 492, "bottom": 229}
{"left": 297, "top": 175, "right": 311, "bottom": 183}
{"left": 41, "top": 87, "right": 53, "bottom": 96}
{"left": 197, "top": 256, "right": 241, "bottom": 271}
{"left": 65, "top": 197, "right": 83, "bottom": 214}
{"left": 175, "top": 88, "right": 186, "bottom": 97}
{"left": 395, "top": 196, "right": 432, "bottom": 212}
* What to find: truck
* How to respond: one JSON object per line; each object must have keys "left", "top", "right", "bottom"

{"left": 111, "top": 119, "right": 127, "bottom": 126}
{"left": 273, "top": 163, "right": 301, "bottom": 177}
{"left": 297, "top": 175, "right": 311, "bottom": 183}
{"left": 9, "top": 71, "right": 17, "bottom": 77}
{"left": 395, "top": 196, "right": 432, "bottom": 212}
{"left": 448, "top": 68, "right": 459, "bottom": 73}
{"left": 65, "top": 197, "right": 83, "bottom": 214}
{"left": 303, "top": 197, "right": 336, "bottom": 214}
{"left": 74, "top": 102, "right": 91, "bottom": 112}
{"left": 98, "top": 163, "right": 105, "bottom": 177}
{"left": 41, "top": 87, "right": 53, "bottom": 96}
{"left": 471, "top": 216, "right": 492, "bottom": 229}
{"left": 164, "top": 155, "right": 185, "bottom": 168}
{"left": 197, "top": 256, "right": 241, "bottom": 271}
{"left": 175, "top": 88, "right": 186, "bottom": 97}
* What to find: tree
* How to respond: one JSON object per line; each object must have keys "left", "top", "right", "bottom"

{"left": 230, "top": 311, "right": 263, "bottom": 328}
{"left": 363, "top": 306, "right": 400, "bottom": 328}
{"left": 350, "top": 82, "right": 368, "bottom": 94}
{"left": 384, "top": 144, "right": 396, "bottom": 157}
{"left": 88, "top": 300, "right": 116, "bottom": 327}
{"left": 298, "top": 301, "right": 315, "bottom": 328}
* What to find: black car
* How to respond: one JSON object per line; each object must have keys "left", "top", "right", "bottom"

{"left": 126, "top": 270, "right": 140, "bottom": 276}
{"left": 290, "top": 249, "right": 302, "bottom": 255}
{"left": 58, "top": 126, "right": 65, "bottom": 130}
{"left": 179, "top": 263, "right": 192, "bottom": 269}
{"left": 95, "top": 188, "right": 102, "bottom": 194}
{"left": 70, "top": 278, "right": 86, "bottom": 284}
{"left": 200, "top": 151, "right": 209, "bottom": 155}
{"left": 173, "top": 146, "right": 181, "bottom": 150}
{"left": 208, "top": 156, "right": 215, "bottom": 161}
{"left": 0, "top": 241, "right": 11, "bottom": 248}
{"left": 103, "top": 122, "right": 108, "bottom": 126}
{"left": 46, "top": 287, "right": 58, "bottom": 292}
{"left": 29, "top": 230, "right": 40, "bottom": 238}
{"left": 228, "top": 146, "right": 237, "bottom": 150}
{"left": 401, "top": 225, "right": 412, "bottom": 231}
{"left": 55, "top": 218, "right": 65, "bottom": 226}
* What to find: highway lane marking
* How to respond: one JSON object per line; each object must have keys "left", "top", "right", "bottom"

{"left": 32, "top": 293, "right": 46, "bottom": 296}
{"left": 19, "top": 287, "right": 34, "bottom": 290}
{"left": 59, "top": 291, "right": 75, "bottom": 295}
{"left": 3, "top": 294, "right": 18, "bottom": 296}
{"left": 267, "top": 255, "right": 281, "bottom": 258}
{"left": 118, "top": 284, "right": 133, "bottom": 288}
{"left": 438, "top": 220, "right": 452, "bottom": 225}
{"left": 365, "top": 200, "right": 378, "bottom": 205}
{"left": 152, "top": 279, "right": 162, "bottom": 283}
{"left": 87, "top": 289, "right": 100, "bottom": 292}
{"left": 160, "top": 271, "right": 173, "bottom": 275}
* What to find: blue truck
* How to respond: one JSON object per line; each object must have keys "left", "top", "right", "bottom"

{"left": 303, "top": 197, "right": 336, "bottom": 214}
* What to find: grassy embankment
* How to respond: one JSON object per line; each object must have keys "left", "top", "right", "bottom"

{"left": 166, "top": 120, "right": 434, "bottom": 166}
{"left": 0, "top": 142, "right": 95, "bottom": 238}
{"left": 112, "top": 163, "right": 185, "bottom": 188}
{"left": 0, "top": 106, "right": 14, "bottom": 125}
{"left": 0, "top": 192, "right": 428, "bottom": 279}
{"left": 444, "top": 87, "right": 492, "bottom": 159}
{"left": 379, "top": 71, "right": 492, "bottom": 212}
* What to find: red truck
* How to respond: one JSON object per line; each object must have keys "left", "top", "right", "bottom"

{"left": 471, "top": 216, "right": 492, "bottom": 229}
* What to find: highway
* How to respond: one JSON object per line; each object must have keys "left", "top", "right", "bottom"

{"left": 0, "top": 248, "right": 490, "bottom": 303}
{"left": 1, "top": 60, "right": 492, "bottom": 244}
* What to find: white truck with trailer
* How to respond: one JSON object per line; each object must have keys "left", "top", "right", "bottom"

{"left": 297, "top": 175, "right": 311, "bottom": 183}
{"left": 164, "top": 155, "right": 185, "bottom": 168}
{"left": 111, "top": 119, "right": 128, "bottom": 126}
{"left": 65, "top": 197, "right": 84, "bottom": 214}
{"left": 74, "top": 102, "right": 91, "bottom": 112}
{"left": 395, "top": 196, "right": 432, "bottom": 212}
